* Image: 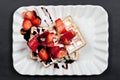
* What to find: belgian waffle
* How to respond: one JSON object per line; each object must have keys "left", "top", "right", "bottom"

{"left": 29, "top": 16, "right": 86, "bottom": 67}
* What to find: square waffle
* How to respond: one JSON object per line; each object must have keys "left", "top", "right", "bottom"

{"left": 30, "top": 16, "right": 86, "bottom": 67}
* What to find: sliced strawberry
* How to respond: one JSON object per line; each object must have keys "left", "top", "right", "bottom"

{"left": 45, "top": 33, "right": 55, "bottom": 43}
{"left": 46, "top": 41, "right": 54, "bottom": 47}
{"left": 54, "top": 48, "right": 67, "bottom": 59}
{"left": 31, "top": 17, "right": 41, "bottom": 26}
{"left": 39, "top": 41, "right": 54, "bottom": 47}
{"left": 23, "top": 11, "right": 35, "bottom": 20}
{"left": 22, "top": 19, "right": 32, "bottom": 31}
{"left": 59, "top": 29, "right": 76, "bottom": 45}
{"left": 59, "top": 37, "right": 70, "bottom": 45}
{"left": 38, "top": 48, "right": 49, "bottom": 61}
{"left": 65, "top": 29, "right": 76, "bottom": 40}
{"left": 48, "top": 46, "right": 60, "bottom": 58}
{"left": 27, "top": 34, "right": 39, "bottom": 52}
{"left": 55, "top": 18, "right": 62, "bottom": 27}
{"left": 39, "top": 41, "right": 46, "bottom": 46}
{"left": 55, "top": 18, "right": 66, "bottom": 34}
{"left": 47, "top": 46, "right": 67, "bottom": 59}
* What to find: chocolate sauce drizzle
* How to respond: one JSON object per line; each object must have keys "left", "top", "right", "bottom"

{"left": 42, "top": 28, "right": 45, "bottom": 32}
{"left": 54, "top": 54, "right": 75, "bottom": 69}
{"left": 62, "top": 64, "right": 68, "bottom": 69}
{"left": 44, "top": 58, "right": 52, "bottom": 64}
{"left": 62, "top": 56, "right": 75, "bottom": 69}
{"left": 41, "top": 7, "right": 53, "bottom": 23}
{"left": 32, "top": 31, "right": 37, "bottom": 35}
{"left": 23, "top": 29, "right": 31, "bottom": 41}
{"left": 54, "top": 63, "right": 59, "bottom": 69}
{"left": 33, "top": 10, "right": 42, "bottom": 22}
{"left": 44, "top": 19, "right": 49, "bottom": 27}
{"left": 32, "top": 52, "right": 37, "bottom": 57}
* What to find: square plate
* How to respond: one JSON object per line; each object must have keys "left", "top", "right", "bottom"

{"left": 12, "top": 5, "right": 109, "bottom": 75}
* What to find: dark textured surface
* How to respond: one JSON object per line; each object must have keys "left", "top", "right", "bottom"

{"left": 0, "top": 0, "right": 120, "bottom": 80}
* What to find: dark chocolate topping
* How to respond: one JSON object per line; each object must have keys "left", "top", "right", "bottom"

{"left": 41, "top": 7, "right": 53, "bottom": 23}
{"left": 32, "top": 52, "right": 37, "bottom": 57}
{"left": 23, "top": 29, "right": 31, "bottom": 41}
{"left": 54, "top": 63, "right": 59, "bottom": 69}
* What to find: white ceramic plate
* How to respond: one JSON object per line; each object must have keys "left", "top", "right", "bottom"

{"left": 12, "top": 5, "right": 109, "bottom": 75}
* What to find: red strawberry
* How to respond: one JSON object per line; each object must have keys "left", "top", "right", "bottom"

{"left": 27, "top": 34, "right": 39, "bottom": 52}
{"left": 59, "top": 38, "right": 70, "bottom": 45}
{"left": 47, "top": 46, "right": 67, "bottom": 59}
{"left": 55, "top": 18, "right": 66, "bottom": 34}
{"left": 22, "top": 19, "right": 32, "bottom": 31}
{"left": 66, "top": 29, "right": 76, "bottom": 40}
{"left": 31, "top": 17, "right": 41, "bottom": 26}
{"left": 45, "top": 33, "right": 55, "bottom": 43}
{"left": 23, "top": 11, "right": 35, "bottom": 20}
{"left": 49, "top": 46, "right": 60, "bottom": 54}
{"left": 46, "top": 41, "right": 54, "bottom": 47}
{"left": 38, "top": 48, "right": 49, "bottom": 61}
{"left": 55, "top": 18, "right": 62, "bottom": 27}
{"left": 39, "top": 41, "right": 54, "bottom": 47}
{"left": 59, "top": 29, "right": 76, "bottom": 45}
{"left": 39, "top": 41, "right": 46, "bottom": 46}
{"left": 54, "top": 48, "right": 67, "bottom": 59}
{"left": 47, "top": 46, "right": 60, "bottom": 58}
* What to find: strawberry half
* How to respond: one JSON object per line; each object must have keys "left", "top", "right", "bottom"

{"left": 55, "top": 18, "right": 66, "bottom": 34}
{"left": 39, "top": 41, "right": 46, "bottom": 47}
{"left": 23, "top": 11, "right": 35, "bottom": 20}
{"left": 27, "top": 34, "right": 40, "bottom": 52}
{"left": 46, "top": 41, "right": 54, "bottom": 47}
{"left": 59, "top": 29, "right": 76, "bottom": 45}
{"left": 49, "top": 46, "right": 60, "bottom": 55}
{"left": 45, "top": 33, "right": 55, "bottom": 43}
{"left": 22, "top": 19, "right": 32, "bottom": 31}
{"left": 31, "top": 17, "right": 41, "bottom": 26}
{"left": 59, "top": 38, "right": 70, "bottom": 45}
{"left": 39, "top": 41, "right": 54, "bottom": 47}
{"left": 47, "top": 46, "right": 67, "bottom": 59}
{"left": 38, "top": 48, "right": 49, "bottom": 61}
{"left": 54, "top": 47, "right": 67, "bottom": 59}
